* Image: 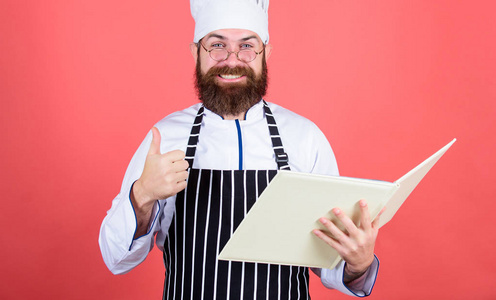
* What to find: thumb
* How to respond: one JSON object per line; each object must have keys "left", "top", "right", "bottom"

{"left": 148, "top": 127, "right": 162, "bottom": 155}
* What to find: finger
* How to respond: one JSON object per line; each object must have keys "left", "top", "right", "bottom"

{"left": 161, "top": 170, "right": 188, "bottom": 196}
{"left": 171, "top": 172, "right": 189, "bottom": 193}
{"left": 163, "top": 180, "right": 188, "bottom": 199}
{"left": 318, "top": 217, "right": 352, "bottom": 247}
{"left": 164, "top": 150, "right": 186, "bottom": 163}
{"left": 171, "top": 159, "right": 190, "bottom": 173}
{"left": 332, "top": 208, "right": 359, "bottom": 236}
{"left": 372, "top": 206, "right": 386, "bottom": 229}
{"left": 148, "top": 127, "right": 162, "bottom": 155}
{"left": 175, "top": 170, "right": 189, "bottom": 182}
{"left": 312, "top": 229, "right": 346, "bottom": 253}
{"left": 175, "top": 180, "right": 188, "bottom": 193}
{"left": 359, "top": 199, "right": 372, "bottom": 231}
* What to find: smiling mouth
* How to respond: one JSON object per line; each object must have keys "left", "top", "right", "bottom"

{"left": 219, "top": 74, "right": 244, "bottom": 80}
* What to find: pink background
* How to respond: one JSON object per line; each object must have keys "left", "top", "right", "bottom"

{"left": 1, "top": 0, "right": 495, "bottom": 299}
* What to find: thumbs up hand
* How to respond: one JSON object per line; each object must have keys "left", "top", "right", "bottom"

{"left": 132, "top": 127, "right": 189, "bottom": 213}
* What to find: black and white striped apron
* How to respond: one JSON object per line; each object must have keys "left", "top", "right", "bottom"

{"left": 163, "top": 101, "right": 310, "bottom": 299}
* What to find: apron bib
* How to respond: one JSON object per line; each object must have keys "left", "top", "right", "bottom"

{"left": 163, "top": 101, "right": 310, "bottom": 299}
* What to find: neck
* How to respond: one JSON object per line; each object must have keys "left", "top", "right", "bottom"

{"left": 223, "top": 112, "right": 246, "bottom": 120}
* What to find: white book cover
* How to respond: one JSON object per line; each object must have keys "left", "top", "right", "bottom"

{"left": 218, "top": 139, "right": 456, "bottom": 269}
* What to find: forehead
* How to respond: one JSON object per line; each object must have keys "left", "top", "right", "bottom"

{"left": 202, "top": 29, "right": 263, "bottom": 45}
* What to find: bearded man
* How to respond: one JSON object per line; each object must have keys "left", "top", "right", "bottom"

{"left": 99, "top": 0, "right": 381, "bottom": 298}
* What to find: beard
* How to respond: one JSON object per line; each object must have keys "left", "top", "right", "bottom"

{"left": 194, "top": 56, "right": 268, "bottom": 118}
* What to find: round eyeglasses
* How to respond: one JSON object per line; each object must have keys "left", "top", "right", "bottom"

{"left": 199, "top": 42, "right": 265, "bottom": 63}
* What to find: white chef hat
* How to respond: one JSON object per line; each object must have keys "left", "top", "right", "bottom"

{"left": 191, "top": 0, "right": 270, "bottom": 44}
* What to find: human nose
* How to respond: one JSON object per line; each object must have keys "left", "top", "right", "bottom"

{"left": 224, "top": 50, "right": 243, "bottom": 67}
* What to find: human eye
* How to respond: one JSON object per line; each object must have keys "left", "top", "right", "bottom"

{"left": 240, "top": 43, "right": 254, "bottom": 49}
{"left": 210, "top": 42, "right": 225, "bottom": 48}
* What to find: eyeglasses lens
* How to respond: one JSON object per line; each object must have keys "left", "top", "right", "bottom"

{"left": 209, "top": 49, "right": 256, "bottom": 63}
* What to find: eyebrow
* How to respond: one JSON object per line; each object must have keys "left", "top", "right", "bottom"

{"left": 204, "top": 33, "right": 226, "bottom": 41}
{"left": 240, "top": 35, "right": 259, "bottom": 42}
{"left": 204, "top": 34, "right": 259, "bottom": 43}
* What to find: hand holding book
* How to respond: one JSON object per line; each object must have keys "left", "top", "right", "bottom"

{"left": 313, "top": 200, "right": 384, "bottom": 281}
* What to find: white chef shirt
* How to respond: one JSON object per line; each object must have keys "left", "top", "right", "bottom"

{"left": 99, "top": 100, "right": 379, "bottom": 297}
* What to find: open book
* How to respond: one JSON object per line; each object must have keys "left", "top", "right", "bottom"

{"left": 218, "top": 139, "right": 456, "bottom": 269}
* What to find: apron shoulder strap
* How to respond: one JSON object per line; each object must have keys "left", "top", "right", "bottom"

{"left": 184, "top": 106, "right": 204, "bottom": 168}
{"left": 262, "top": 100, "right": 291, "bottom": 171}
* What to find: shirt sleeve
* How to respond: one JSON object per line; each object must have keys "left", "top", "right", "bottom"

{"left": 98, "top": 130, "right": 163, "bottom": 275}
{"left": 319, "top": 255, "right": 379, "bottom": 297}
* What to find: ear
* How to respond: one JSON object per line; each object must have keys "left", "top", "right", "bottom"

{"left": 264, "top": 44, "right": 273, "bottom": 61}
{"left": 189, "top": 42, "right": 199, "bottom": 62}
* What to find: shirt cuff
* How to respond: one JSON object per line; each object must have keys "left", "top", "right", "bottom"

{"left": 99, "top": 183, "right": 162, "bottom": 275}
{"left": 129, "top": 181, "right": 161, "bottom": 248}
{"left": 320, "top": 255, "right": 380, "bottom": 297}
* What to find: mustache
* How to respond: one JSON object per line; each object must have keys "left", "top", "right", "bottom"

{"left": 204, "top": 66, "right": 254, "bottom": 78}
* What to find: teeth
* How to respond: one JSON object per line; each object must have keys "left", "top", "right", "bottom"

{"left": 220, "top": 74, "right": 242, "bottom": 79}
